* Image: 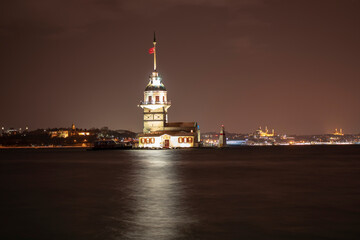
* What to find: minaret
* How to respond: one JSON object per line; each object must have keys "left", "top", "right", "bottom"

{"left": 218, "top": 125, "right": 226, "bottom": 148}
{"left": 138, "top": 33, "right": 171, "bottom": 133}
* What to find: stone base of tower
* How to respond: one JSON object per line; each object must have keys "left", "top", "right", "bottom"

{"left": 137, "top": 122, "right": 200, "bottom": 149}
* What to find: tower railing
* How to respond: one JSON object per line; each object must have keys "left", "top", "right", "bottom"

{"left": 140, "top": 100, "right": 171, "bottom": 105}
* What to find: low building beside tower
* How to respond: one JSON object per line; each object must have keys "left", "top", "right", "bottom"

{"left": 137, "top": 33, "right": 200, "bottom": 148}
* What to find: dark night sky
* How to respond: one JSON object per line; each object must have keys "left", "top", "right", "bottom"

{"left": 1, "top": 0, "right": 359, "bottom": 134}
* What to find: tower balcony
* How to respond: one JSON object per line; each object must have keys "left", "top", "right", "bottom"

{"left": 138, "top": 100, "right": 171, "bottom": 110}
{"left": 140, "top": 100, "right": 171, "bottom": 105}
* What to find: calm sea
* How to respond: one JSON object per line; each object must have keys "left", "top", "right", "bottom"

{"left": 1, "top": 146, "right": 360, "bottom": 240}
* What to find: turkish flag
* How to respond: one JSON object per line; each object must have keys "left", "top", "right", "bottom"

{"left": 149, "top": 47, "right": 155, "bottom": 54}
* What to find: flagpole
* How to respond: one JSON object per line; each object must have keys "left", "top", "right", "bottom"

{"left": 153, "top": 32, "right": 156, "bottom": 71}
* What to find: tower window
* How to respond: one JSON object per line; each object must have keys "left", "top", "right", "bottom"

{"left": 148, "top": 96, "right": 152, "bottom": 102}
{"left": 156, "top": 96, "right": 160, "bottom": 102}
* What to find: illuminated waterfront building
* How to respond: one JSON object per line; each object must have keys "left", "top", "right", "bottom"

{"left": 138, "top": 33, "right": 200, "bottom": 148}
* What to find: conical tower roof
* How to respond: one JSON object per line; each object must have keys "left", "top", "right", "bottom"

{"left": 145, "top": 71, "right": 166, "bottom": 91}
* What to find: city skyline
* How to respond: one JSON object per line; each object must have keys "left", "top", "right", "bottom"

{"left": 1, "top": 0, "right": 359, "bottom": 134}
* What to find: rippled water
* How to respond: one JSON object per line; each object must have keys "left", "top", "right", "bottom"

{"left": 1, "top": 146, "right": 360, "bottom": 239}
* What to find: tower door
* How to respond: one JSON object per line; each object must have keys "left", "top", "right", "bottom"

{"left": 164, "top": 140, "right": 170, "bottom": 148}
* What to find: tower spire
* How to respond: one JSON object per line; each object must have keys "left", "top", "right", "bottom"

{"left": 153, "top": 32, "right": 157, "bottom": 71}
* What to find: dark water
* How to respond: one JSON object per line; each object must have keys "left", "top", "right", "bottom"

{"left": 1, "top": 146, "right": 360, "bottom": 240}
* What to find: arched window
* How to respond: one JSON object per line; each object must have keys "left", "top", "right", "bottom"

{"left": 155, "top": 96, "right": 159, "bottom": 102}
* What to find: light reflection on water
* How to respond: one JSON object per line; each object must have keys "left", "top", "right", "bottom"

{"left": 122, "top": 150, "right": 194, "bottom": 240}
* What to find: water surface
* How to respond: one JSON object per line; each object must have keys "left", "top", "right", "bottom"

{"left": 1, "top": 146, "right": 360, "bottom": 239}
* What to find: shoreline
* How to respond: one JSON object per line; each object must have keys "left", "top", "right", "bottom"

{"left": 0, "top": 146, "right": 90, "bottom": 149}
{"left": 1, "top": 144, "right": 360, "bottom": 150}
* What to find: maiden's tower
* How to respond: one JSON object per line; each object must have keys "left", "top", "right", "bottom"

{"left": 138, "top": 33, "right": 200, "bottom": 148}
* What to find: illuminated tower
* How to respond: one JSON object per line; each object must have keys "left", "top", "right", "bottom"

{"left": 139, "top": 33, "right": 171, "bottom": 133}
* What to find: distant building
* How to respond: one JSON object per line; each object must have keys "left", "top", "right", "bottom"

{"left": 333, "top": 128, "right": 344, "bottom": 136}
{"left": 49, "top": 123, "right": 90, "bottom": 138}
{"left": 226, "top": 140, "right": 246, "bottom": 146}
{"left": 137, "top": 33, "right": 200, "bottom": 148}
{"left": 49, "top": 130, "right": 69, "bottom": 138}
{"left": 0, "top": 127, "right": 29, "bottom": 137}
{"left": 5, "top": 128, "right": 20, "bottom": 135}
{"left": 253, "top": 126, "right": 275, "bottom": 139}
